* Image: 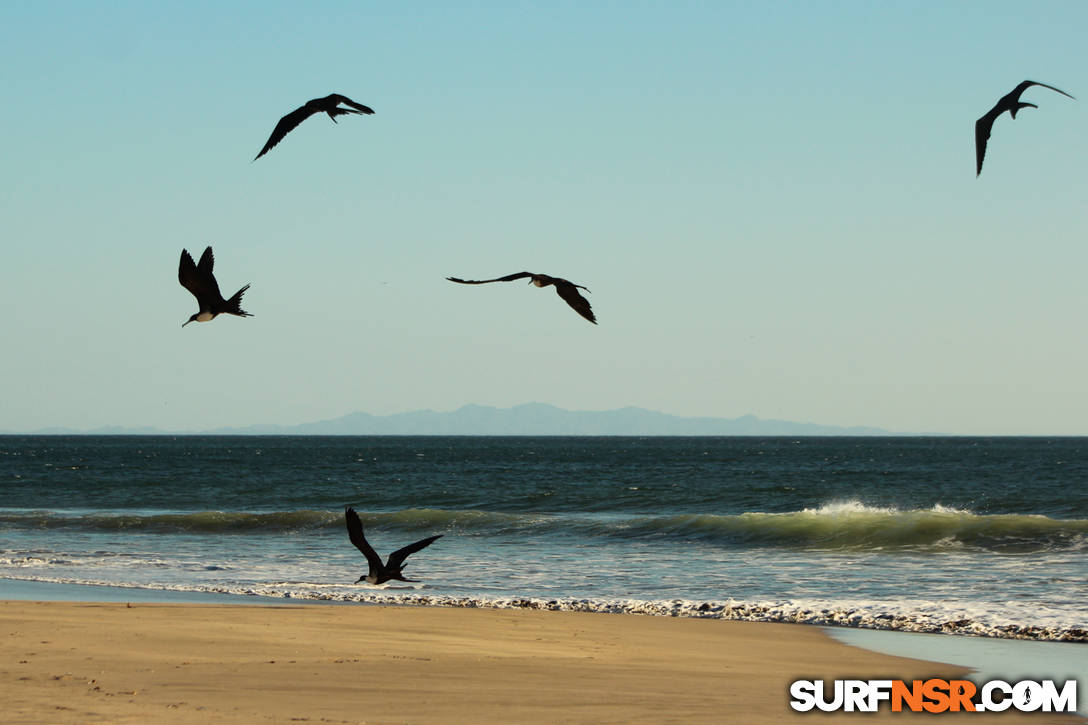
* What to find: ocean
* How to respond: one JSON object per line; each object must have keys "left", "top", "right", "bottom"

{"left": 1, "top": 435, "right": 1085, "bottom": 643}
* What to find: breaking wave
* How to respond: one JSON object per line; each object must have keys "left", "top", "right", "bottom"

{"left": 2, "top": 502, "right": 1084, "bottom": 553}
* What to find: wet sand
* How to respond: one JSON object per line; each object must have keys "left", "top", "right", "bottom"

{"left": 1, "top": 600, "right": 1080, "bottom": 724}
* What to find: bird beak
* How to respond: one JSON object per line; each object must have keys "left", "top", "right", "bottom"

{"left": 182, "top": 319, "right": 192, "bottom": 327}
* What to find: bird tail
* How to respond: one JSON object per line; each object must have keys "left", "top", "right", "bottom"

{"left": 1010, "top": 102, "right": 1037, "bottom": 119}
{"left": 336, "top": 106, "right": 371, "bottom": 117}
{"left": 226, "top": 285, "right": 253, "bottom": 317}
{"left": 327, "top": 108, "right": 356, "bottom": 121}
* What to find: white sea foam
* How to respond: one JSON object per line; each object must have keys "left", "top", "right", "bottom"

{"left": 3, "top": 575, "right": 1083, "bottom": 643}
{"left": 803, "top": 501, "right": 899, "bottom": 515}
{"left": 802, "top": 500, "right": 972, "bottom": 517}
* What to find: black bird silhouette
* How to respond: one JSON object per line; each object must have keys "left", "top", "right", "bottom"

{"left": 447, "top": 272, "right": 597, "bottom": 324}
{"left": 345, "top": 507, "right": 442, "bottom": 585}
{"left": 975, "top": 81, "right": 1074, "bottom": 176}
{"left": 178, "top": 246, "right": 252, "bottom": 327}
{"left": 254, "top": 93, "right": 375, "bottom": 160}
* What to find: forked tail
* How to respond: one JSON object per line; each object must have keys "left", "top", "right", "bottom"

{"left": 226, "top": 284, "right": 253, "bottom": 317}
{"left": 1010, "top": 101, "right": 1037, "bottom": 119}
{"left": 326, "top": 108, "right": 359, "bottom": 122}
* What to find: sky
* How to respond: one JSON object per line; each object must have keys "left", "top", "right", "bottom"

{"left": 2, "top": 1, "right": 1087, "bottom": 435}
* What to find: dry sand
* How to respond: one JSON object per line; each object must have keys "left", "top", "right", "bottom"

{"left": 1, "top": 600, "right": 1080, "bottom": 724}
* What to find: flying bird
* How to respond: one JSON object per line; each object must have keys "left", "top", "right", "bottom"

{"left": 447, "top": 272, "right": 597, "bottom": 324}
{"left": 178, "top": 246, "right": 252, "bottom": 327}
{"left": 345, "top": 507, "right": 442, "bottom": 585}
{"left": 975, "top": 81, "right": 1074, "bottom": 176}
{"left": 254, "top": 93, "right": 375, "bottom": 160}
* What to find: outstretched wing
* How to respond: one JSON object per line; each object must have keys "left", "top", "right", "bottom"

{"left": 196, "top": 246, "right": 215, "bottom": 275}
{"left": 197, "top": 246, "right": 225, "bottom": 301}
{"left": 330, "top": 94, "right": 376, "bottom": 115}
{"left": 345, "top": 507, "right": 384, "bottom": 576}
{"left": 1019, "top": 81, "right": 1075, "bottom": 101}
{"left": 447, "top": 272, "right": 533, "bottom": 284}
{"left": 178, "top": 249, "right": 198, "bottom": 295}
{"left": 385, "top": 534, "right": 442, "bottom": 572}
{"left": 254, "top": 104, "right": 320, "bottom": 160}
{"left": 974, "top": 111, "right": 997, "bottom": 177}
{"left": 178, "top": 247, "right": 222, "bottom": 303}
{"left": 554, "top": 281, "right": 597, "bottom": 324}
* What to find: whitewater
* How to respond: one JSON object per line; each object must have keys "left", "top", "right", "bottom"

{"left": 1, "top": 435, "right": 1085, "bottom": 642}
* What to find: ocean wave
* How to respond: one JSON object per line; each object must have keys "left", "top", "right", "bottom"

{"left": 0, "top": 552, "right": 220, "bottom": 571}
{"left": 3, "top": 575, "right": 1084, "bottom": 643}
{"left": 0, "top": 509, "right": 338, "bottom": 533}
{"left": 2, "top": 503, "right": 1085, "bottom": 552}
{"left": 610, "top": 502, "right": 1088, "bottom": 552}
{"left": 410, "top": 501, "right": 1086, "bottom": 554}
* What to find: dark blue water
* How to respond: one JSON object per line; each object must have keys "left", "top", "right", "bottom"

{"left": 1, "top": 436, "right": 1085, "bottom": 640}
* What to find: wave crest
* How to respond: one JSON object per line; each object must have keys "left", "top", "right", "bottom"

{"left": 2, "top": 503, "right": 1084, "bottom": 552}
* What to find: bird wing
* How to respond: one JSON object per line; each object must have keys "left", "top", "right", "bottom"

{"left": 1018, "top": 81, "right": 1075, "bottom": 101}
{"left": 178, "top": 247, "right": 222, "bottom": 303}
{"left": 385, "top": 535, "right": 443, "bottom": 571}
{"left": 196, "top": 246, "right": 215, "bottom": 276}
{"left": 446, "top": 272, "right": 533, "bottom": 284}
{"left": 178, "top": 249, "right": 199, "bottom": 294}
{"left": 345, "top": 507, "right": 384, "bottom": 576}
{"left": 554, "top": 280, "right": 597, "bottom": 324}
{"left": 254, "top": 104, "right": 320, "bottom": 160}
{"left": 330, "top": 94, "right": 376, "bottom": 115}
{"left": 197, "top": 246, "right": 226, "bottom": 301}
{"left": 974, "top": 111, "right": 998, "bottom": 176}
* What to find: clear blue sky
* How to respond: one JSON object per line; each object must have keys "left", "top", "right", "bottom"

{"left": 2, "top": 1, "right": 1086, "bottom": 434}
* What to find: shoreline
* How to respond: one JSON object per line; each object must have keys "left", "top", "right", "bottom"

{"left": 2, "top": 576, "right": 1084, "bottom": 643}
{"left": 2, "top": 595, "right": 1084, "bottom": 723}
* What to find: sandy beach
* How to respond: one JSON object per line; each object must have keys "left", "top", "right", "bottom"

{"left": 2, "top": 601, "right": 1080, "bottom": 724}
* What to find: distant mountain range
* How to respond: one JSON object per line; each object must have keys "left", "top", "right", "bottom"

{"left": 14, "top": 403, "right": 897, "bottom": 436}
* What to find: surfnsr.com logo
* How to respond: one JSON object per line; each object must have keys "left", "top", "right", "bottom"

{"left": 789, "top": 679, "right": 1077, "bottom": 713}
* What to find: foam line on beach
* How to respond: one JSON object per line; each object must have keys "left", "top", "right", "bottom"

{"left": 4, "top": 576, "right": 1084, "bottom": 642}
